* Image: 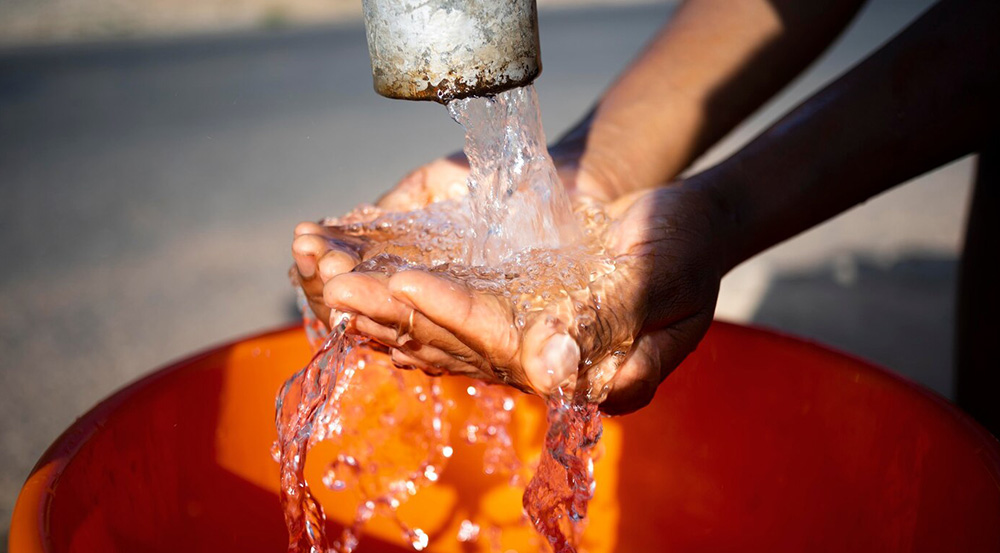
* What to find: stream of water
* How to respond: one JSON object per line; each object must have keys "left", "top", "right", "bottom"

{"left": 275, "top": 85, "right": 626, "bottom": 553}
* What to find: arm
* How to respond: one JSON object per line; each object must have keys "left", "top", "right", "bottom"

{"left": 318, "top": 0, "right": 1000, "bottom": 415}
{"left": 552, "top": 0, "right": 867, "bottom": 200}
{"left": 692, "top": 0, "right": 1000, "bottom": 273}
{"left": 293, "top": 0, "right": 865, "bottom": 321}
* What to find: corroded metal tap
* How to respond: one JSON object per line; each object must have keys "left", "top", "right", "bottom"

{"left": 362, "top": 0, "right": 542, "bottom": 102}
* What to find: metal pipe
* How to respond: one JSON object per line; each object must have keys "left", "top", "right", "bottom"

{"left": 362, "top": 0, "right": 542, "bottom": 103}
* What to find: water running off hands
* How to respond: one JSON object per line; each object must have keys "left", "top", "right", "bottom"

{"left": 275, "top": 85, "right": 632, "bottom": 553}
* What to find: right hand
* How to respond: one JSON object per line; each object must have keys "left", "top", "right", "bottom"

{"left": 316, "top": 184, "right": 728, "bottom": 414}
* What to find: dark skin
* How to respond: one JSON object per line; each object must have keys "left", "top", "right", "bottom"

{"left": 294, "top": 0, "right": 1000, "bottom": 414}
{"left": 704, "top": 0, "right": 1000, "bottom": 273}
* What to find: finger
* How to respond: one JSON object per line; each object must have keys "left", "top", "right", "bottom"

{"left": 353, "top": 314, "right": 473, "bottom": 370}
{"left": 390, "top": 348, "right": 429, "bottom": 371}
{"left": 326, "top": 272, "right": 420, "bottom": 342}
{"left": 389, "top": 350, "right": 446, "bottom": 377}
{"left": 354, "top": 288, "right": 498, "bottom": 381}
{"left": 379, "top": 158, "right": 470, "bottom": 210}
{"left": 379, "top": 166, "right": 431, "bottom": 211}
{"left": 309, "top": 300, "right": 332, "bottom": 328}
{"left": 354, "top": 315, "right": 404, "bottom": 349}
{"left": 600, "top": 313, "right": 711, "bottom": 415}
{"left": 399, "top": 343, "right": 483, "bottom": 378}
{"left": 388, "top": 270, "right": 518, "bottom": 365}
{"left": 292, "top": 233, "right": 331, "bottom": 280}
{"left": 401, "top": 316, "right": 488, "bottom": 373}
{"left": 343, "top": 278, "right": 489, "bottom": 374}
{"left": 288, "top": 263, "right": 331, "bottom": 327}
{"left": 317, "top": 248, "right": 360, "bottom": 282}
{"left": 391, "top": 346, "right": 483, "bottom": 379}
{"left": 294, "top": 221, "right": 335, "bottom": 239}
{"left": 323, "top": 272, "right": 391, "bottom": 341}
{"left": 520, "top": 310, "right": 580, "bottom": 395}
{"left": 292, "top": 233, "right": 344, "bottom": 325}
{"left": 597, "top": 332, "right": 665, "bottom": 416}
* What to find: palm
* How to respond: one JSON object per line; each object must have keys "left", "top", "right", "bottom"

{"left": 323, "top": 185, "right": 723, "bottom": 414}
{"left": 293, "top": 150, "right": 724, "bottom": 414}
{"left": 291, "top": 157, "right": 470, "bottom": 325}
{"left": 293, "top": 156, "right": 614, "bottom": 328}
{"left": 373, "top": 156, "right": 471, "bottom": 211}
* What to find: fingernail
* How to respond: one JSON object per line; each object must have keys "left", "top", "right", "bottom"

{"left": 296, "top": 257, "right": 315, "bottom": 279}
{"left": 529, "top": 333, "right": 580, "bottom": 394}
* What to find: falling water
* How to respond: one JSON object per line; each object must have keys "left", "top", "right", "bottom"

{"left": 275, "top": 85, "right": 629, "bottom": 553}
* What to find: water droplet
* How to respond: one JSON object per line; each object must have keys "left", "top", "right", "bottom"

{"left": 410, "top": 528, "right": 429, "bottom": 551}
{"left": 457, "top": 519, "right": 481, "bottom": 542}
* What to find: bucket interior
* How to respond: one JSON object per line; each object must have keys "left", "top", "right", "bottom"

{"left": 13, "top": 322, "right": 1000, "bottom": 552}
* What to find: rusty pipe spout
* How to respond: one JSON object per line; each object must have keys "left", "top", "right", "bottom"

{"left": 361, "top": 0, "right": 542, "bottom": 103}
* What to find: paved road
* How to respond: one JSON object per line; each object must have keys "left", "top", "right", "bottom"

{"left": 0, "top": 0, "right": 965, "bottom": 542}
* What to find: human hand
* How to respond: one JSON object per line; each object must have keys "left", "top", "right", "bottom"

{"left": 291, "top": 150, "right": 625, "bottom": 328}
{"left": 291, "top": 156, "right": 472, "bottom": 325}
{"left": 322, "top": 184, "right": 727, "bottom": 414}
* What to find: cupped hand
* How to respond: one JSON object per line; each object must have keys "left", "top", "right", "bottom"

{"left": 320, "top": 184, "right": 728, "bottom": 415}
{"left": 292, "top": 156, "right": 471, "bottom": 324}
{"left": 292, "top": 153, "right": 619, "bottom": 329}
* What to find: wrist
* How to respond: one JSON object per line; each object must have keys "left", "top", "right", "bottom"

{"left": 550, "top": 131, "right": 643, "bottom": 204}
{"left": 683, "top": 164, "right": 748, "bottom": 276}
{"left": 550, "top": 100, "right": 701, "bottom": 202}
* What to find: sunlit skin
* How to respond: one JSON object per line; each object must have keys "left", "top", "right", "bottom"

{"left": 296, "top": 181, "right": 726, "bottom": 413}
{"left": 294, "top": 0, "right": 865, "bottom": 412}
{"left": 294, "top": 0, "right": 999, "bottom": 414}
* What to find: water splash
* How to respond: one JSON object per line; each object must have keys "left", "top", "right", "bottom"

{"left": 524, "top": 391, "right": 603, "bottom": 553}
{"left": 447, "top": 85, "right": 580, "bottom": 265}
{"left": 274, "top": 314, "right": 450, "bottom": 553}
{"left": 276, "top": 85, "right": 632, "bottom": 552}
{"left": 274, "top": 318, "right": 354, "bottom": 553}
{"left": 464, "top": 382, "right": 522, "bottom": 480}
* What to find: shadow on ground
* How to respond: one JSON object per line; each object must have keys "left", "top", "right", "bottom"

{"left": 749, "top": 252, "right": 957, "bottom": 400}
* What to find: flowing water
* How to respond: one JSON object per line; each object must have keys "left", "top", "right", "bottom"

{"left": 275, "top": 85, "right": 630, "bottom": 553}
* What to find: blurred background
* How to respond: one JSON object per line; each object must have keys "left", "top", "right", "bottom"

{"left": 0, "top": 0, "right": 968, "bottom": 545}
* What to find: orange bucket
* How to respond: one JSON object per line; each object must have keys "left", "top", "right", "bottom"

{"left": 10, "top": 322, "right": 1000, "bottom": 552}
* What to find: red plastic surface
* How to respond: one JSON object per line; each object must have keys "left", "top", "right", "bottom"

{"left": 10, "top": 322, "right": 1000, "bottom": 552}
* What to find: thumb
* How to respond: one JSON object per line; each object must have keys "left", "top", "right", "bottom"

{"left": 521, "top": 313, "right": 581, "bottom": 395}
{"left": 599, "top": 312, "right": 712, "bottom": 415}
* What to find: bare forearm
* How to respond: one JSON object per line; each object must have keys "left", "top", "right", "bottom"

{"left": 697, "top": 0, "right": 1000, "bottom": 273}
{"left": 553, "top": 0, "right": 865, "bottom": 198}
